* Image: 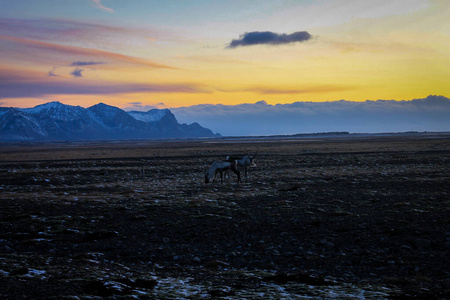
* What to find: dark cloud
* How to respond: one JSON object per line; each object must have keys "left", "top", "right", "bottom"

{"left": 227, "top": 31, "right": 312, "bottom": 48}
{"left": 71, "top": 61, "right": 105, "bottom": 66}
{"left": 47, "top": 67, "right": 58, "bottom": 77}
{"left": 70, "top": 68, "right": 83, "bottom": 77}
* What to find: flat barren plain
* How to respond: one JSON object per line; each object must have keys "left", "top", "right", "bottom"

{"left": 1, "top": 133, "right": 449, "bottom": 299}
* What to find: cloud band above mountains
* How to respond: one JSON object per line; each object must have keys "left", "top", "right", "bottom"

{"left": 227, "top": 31, "right": 312, "bottom": 48}
{"left": 173, "top": 96, "right": 450, "bottom": 136}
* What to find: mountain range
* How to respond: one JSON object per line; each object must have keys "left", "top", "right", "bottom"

{"left": 0, "top": 102, "right": 219, "bottom": 142}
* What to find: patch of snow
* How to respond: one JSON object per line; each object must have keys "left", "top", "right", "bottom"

{"left": 23, "top": 101, "right": 65, "bottom": 114}
{"left": 128, "top": 109, "right": 168, "bottom": 122}
{"left": 104, "top": 281, "right": 129, "bottom": 293}
{"left": 22, "top": 101, "right": 86, "bottom": 121}
{"left": 31, "top": 238, "right": 52, "bottom": 242}
{"left": 23, "top": 269, "right": 47, "bottom": 279}
{"left": 85, "top": 109, "right": 109, "bottom": 128}
{"left": 153, "top": 277, "right": 206, "bottom": 298}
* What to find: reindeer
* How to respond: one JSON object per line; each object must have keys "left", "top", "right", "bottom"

{"left": 205, "top": 160, "right": 241, "bottom": 184}
{"left": 226, "top": 149, "right": 257, "bottom": 177}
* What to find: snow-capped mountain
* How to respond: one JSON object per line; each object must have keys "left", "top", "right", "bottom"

{"left": 0, "top": 108, "right": 47, "bottom": 141}
{"left": 128, "top": 109, "right": 168, "bottom": 123}
{"left": 0, "top": 102, "right": 219, "bottom": 141}
{"left": 22, "top": 101, "right": 87, "bottom": 120}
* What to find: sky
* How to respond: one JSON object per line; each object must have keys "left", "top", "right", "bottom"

{"left": 1, "top": 0, "right": 449, "bottom": 112}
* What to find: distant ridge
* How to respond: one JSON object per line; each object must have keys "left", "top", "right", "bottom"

{"left": 0, "top": 102, "right": 219, "bottom": 142}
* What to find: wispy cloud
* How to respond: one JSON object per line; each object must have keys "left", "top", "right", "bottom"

{"left": 0, "top": 67, "right": 209, "bottom": 98}
{"left": 219, "top": 85, "right": 354, "bottom": 95}
{"left": 91, "top": 0, "right": 114, "bottom": 13}
{"left": 123, "top": 101, "right": 167, "bottom": 111}
{"left": 227, "top": 31, "right": 312, "bottom": 48}
{"left": 71, "top": 61, "right": 105, "bottom": 66}
{"left": 0, "top": 17, "right": 165, "bottom": 46}
{"left": 0, "top": 35, "right": 176, "bottom": 69}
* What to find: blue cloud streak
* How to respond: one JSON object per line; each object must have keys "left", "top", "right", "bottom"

{"left": 71, "top": 61, "right": 105, "bottom": 66}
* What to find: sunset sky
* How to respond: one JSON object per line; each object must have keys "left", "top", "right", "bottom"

{"left": 1, "top": 0, "right": 449, "bottom": 110}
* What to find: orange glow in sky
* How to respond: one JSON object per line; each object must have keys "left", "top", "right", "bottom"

{"left": 1, "top": 0, "right": 449, "bottom": 109}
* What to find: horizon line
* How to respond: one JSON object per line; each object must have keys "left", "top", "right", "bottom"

{"left": 1, "top": 94, "right": 448, "bottom": 110}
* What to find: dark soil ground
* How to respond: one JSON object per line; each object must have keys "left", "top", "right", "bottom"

{"left": 0, "top": 133, "right": 449, "bottom": 299}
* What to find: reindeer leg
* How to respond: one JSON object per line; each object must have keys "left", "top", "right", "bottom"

{"left": 231, "top": 165, "right": 241, "bottom": 183}
{"left": 213, "top": 169, "right": 219, "bottom": 183}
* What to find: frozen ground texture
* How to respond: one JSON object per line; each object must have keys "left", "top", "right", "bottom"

{"left": 0, "top": 133, "right": 449, "bottom": 299}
